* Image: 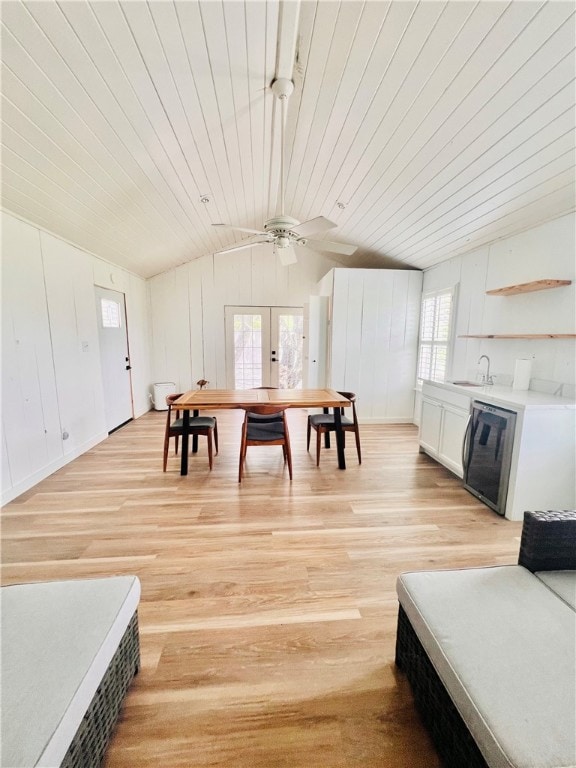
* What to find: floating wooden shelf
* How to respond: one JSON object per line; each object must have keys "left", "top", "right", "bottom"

{"left": 486, "top": 279, "right": 571, "bottom": 296}
{"left": 459, "top": 334, "right": 576, "bottom": 339}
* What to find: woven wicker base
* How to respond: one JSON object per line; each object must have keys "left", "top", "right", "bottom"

{"left": 61, "top": 611, "right": 140, "bottom": 768}
{"left": 518, "top": 510, "right": 576, "bottom": 572}
{"left": 395, "top": 605, "right": 488, "bottom": 768}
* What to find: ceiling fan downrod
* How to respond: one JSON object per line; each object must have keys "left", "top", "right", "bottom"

{"left": 271, "top": 78, "right": 294, "bottom": 219}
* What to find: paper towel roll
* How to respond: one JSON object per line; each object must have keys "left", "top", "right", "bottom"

{"left": 513, "top": 358, "right": 532, "bottom": 390}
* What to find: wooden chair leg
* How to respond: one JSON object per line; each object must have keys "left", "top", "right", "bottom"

{"left": 285, "top": 437, "right": 293, "bottom": 480}
{"left": 354, "top": 428, "right": 362, "bottom": 464}
{"left": 306, "top": 418, "right": 311, "bottom": 451}
{"left": 207, "top": 431, "right": 213, "bottom": 470}
{"left": 316, "top": 428, "right": 322, "bottom": 466}
{"left": 238, "top": 423, "right": 247, "bottom": 482}
{"left": 214, "top": 419, "right": 219, "bottom": 454}
{"left": 163, "top": 432, "right": 170, "bottom": 472}
{"left": 175, "top": 435, "right": 179, "bottom": 455}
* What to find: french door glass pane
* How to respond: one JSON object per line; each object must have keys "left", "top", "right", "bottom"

{"left": 234, "top": 314, "right": 262, "bottom": 389}
{"left": 277, "top": 314, "right": 303, "bottom": 389}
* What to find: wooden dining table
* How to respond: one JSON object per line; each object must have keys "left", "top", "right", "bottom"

{"left": 171, "top": 388, "right": 352, "bottom": 475}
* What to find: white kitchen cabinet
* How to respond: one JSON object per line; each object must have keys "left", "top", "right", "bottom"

{"left": 313, "top": 268, "right": 423, "bottom": 423}
{"left": 419, "top": 398, "right": 442, "bottom": 454}
{"left": 421, "top": 380, "right": 576, "bottom": 521}
{"left": 439, "top": 405, "right": 470, "bottom": 475}
{"left": 419, "top": 383, "right": 471, "bottom": 477}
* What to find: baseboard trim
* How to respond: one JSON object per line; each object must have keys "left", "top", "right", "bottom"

{"left": 358, "top": 417, "right": 419, "bottom": 425}
{"left": 1, "top": 431, "right": 108, "bottom": 505}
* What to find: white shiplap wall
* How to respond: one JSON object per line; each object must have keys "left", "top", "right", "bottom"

{"left": 423, "top": 212, "right": 576, "bottom": 394}
{"left": 317, "top": 268, "right": 423, "bottom": 422}
{"left": 41, "top": 232, "right": 107, "bottom": 458}
{"left": 2, "top": 214, "right": 63, "bottom": 493}
{"left": 148, "top": 244, "right": 341, "bottom": 391}
{"left": 1, "top": 211, "right": 151, "bottom": 504}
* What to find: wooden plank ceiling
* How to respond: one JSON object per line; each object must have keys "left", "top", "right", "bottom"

{"left": 1, "top": 1, "right": 574, "bottom": 278}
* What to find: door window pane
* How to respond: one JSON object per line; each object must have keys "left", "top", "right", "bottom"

{"left": 277, "top": 314, "right": 303, "bottom": 389}
{"left": 234, "top": 314, "right": 262, "bottom": 388}
{"left": 101, "top": 299, "right": 121, "bottom": 328}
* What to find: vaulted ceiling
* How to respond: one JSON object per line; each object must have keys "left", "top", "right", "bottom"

{"left": 1, "top": 1, "right": 574, "bottom": 278}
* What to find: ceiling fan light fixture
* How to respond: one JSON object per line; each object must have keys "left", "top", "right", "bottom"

{"left": 211, "top": 71, "right": 359, "bottom": 264}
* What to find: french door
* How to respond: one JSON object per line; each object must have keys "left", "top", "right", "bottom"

{"left": 225, "top": 306, "right": 304, "bottom": 389}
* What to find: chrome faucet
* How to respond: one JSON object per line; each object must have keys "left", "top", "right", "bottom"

{"left": 478, "top": 355, "right": 494, "bottom": 385}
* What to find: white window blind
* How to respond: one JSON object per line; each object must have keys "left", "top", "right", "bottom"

{"left": 417, "top": 288, "right": 454, "bottom": 382}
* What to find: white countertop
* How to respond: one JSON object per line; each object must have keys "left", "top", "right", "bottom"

{"left": 423, "top": 380, "right": 576, "bottom": 411}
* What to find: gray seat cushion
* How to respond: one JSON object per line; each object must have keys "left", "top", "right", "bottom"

{"left": 246, "top": 421, "right": 286, "bottom": 441}
{"left": 397, "top": 565, "right": 576, "bottom": 768}
{"left": 536, "top": 570, "right": 576, "bottom": 610}
{"left": 171, "top": 416, "right": 216, "bottom": 430}
{"left": 309, "top": 414, "right": 353, "bottom": 427}
{"left": 1, "top": 576, "right": 140, "bottom": 768}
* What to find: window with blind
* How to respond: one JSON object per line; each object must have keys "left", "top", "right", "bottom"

{"left": 417, "top": 288, "right": 455, "bottom": 382}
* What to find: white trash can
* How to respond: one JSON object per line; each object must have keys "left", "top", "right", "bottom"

{"left": 152, "top": 382, "right": 176, "bottom": 410}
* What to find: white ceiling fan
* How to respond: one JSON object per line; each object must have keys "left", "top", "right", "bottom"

{"left": 212, "top": 78, "right": 357, "bottom": 266}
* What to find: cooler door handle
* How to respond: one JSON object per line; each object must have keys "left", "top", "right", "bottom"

{"left": 461, "top": 414, "right": 472, "bottom": 475}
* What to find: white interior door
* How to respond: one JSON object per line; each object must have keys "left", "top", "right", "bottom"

{"left": 305, "top": 296, "right": 329, "bottom": 388}
{"left": 95, "top": 287, "right": 133, "bottom": 432}
{"left": 225, "top": 306, "right": 303, "bottom": 389}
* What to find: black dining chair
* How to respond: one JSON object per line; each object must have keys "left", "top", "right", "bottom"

{"left": 163, "top": 393, "right": 218, "bottom": 471}
{"left": 306, "top": 390, "right": 361, "bottom": 466}
{"left": 238, "top": 404, "right": 292, "bottom": 482}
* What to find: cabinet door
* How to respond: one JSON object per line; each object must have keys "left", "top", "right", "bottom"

{"left": 438, "top": 405, "right": 470, "bottom": 478}
{"left": 419, "top": 398, "right": 442, "bottom": 455}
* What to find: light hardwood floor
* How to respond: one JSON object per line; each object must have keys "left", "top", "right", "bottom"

{"left": 1, "top": 409, "right": 523, "bottom": 767}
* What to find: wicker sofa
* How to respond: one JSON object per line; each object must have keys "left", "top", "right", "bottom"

{"left": 1, "top": 576, "right": 141, "bottom": 768}
{"left": 395, "top": 510, "right": 576, "bottom": 768}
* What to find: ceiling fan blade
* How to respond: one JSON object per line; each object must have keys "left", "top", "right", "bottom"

{"left": 214, "top": 240, "right": 269, "bottom": 256}
{"left": 290, "top": 216, "right": 337, "bottom": 237}
{"left": 304, "top": 239, "right": 358, "bottom": 256}
{"left": 213, "top": 223, "right": 267, "bottom": 236}
{"left": 276, "top": 244, "right": 298, "bottom": 266}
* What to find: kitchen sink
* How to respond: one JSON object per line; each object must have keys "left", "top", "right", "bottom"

{"left": 451, "top": 380, "right": 482, "bottom": 386}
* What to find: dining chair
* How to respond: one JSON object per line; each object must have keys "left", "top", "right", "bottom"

{"left": 306, "top": 391, "right": 361, "bottom": 466}
{"left": 238, "top": 405, "right": 292, "bottom": 482}
{"left": 163, "top": 393, "right": 218, "bottom": 471}
{"left": 249, "top": 387, "right": 283, "bottom": 423}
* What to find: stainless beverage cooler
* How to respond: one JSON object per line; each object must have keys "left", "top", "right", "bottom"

{"left": 463, "top": 400, "right": 517, "bottom": 515}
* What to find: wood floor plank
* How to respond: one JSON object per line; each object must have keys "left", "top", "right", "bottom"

{"left": 1, "top": 409, "right": 522, "bottom": 767}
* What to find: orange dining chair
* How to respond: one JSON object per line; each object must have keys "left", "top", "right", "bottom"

{"left": 306, "top": 391, "right": 361, "bottom": 466}
{"left": 238, "top": 404, "right": 292, "bottom": 482}
{"left": 163, "top": 393, "right": 218, "bottom": 471}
